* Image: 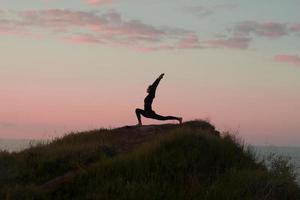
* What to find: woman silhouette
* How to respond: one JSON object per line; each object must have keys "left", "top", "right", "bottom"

{"left": 135, "top": 73, "right": 182, "bottom": 126}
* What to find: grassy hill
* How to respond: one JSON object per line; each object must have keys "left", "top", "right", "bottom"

{"left": 0, "top": 120, "right": 299, "bottom": 200}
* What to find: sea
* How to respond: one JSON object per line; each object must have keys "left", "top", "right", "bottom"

{"left": 0, "top": 139, "right": 45, "bottom": 152}
{"left": 1, "top": 139, "right": 300, "bottom": 183}
{"left": 254, "top": 145, "right": 300, "bottom": 184}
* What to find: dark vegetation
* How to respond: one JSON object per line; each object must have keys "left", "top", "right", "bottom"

{"left": 0, "top": 120, "right": 299, "bottom": 199}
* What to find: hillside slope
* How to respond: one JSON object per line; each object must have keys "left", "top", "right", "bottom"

{"left": 0, "top": 120, "right": 299, "bottom": 200}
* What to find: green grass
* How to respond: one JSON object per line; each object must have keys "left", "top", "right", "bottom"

{"left": 0, "top": 121, "right": 299, "bottom": 200}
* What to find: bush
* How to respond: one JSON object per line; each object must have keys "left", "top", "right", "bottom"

{"left": 1, "top": 121, "right": 299, "bottom": 200}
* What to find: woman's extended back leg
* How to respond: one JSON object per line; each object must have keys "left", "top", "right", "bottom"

{"left": 150, "top": 113, "right": 182, "bottom": 123}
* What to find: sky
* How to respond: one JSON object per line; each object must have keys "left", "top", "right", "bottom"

{"left": 0, "top": 0, "right": 300, "bottom": 146}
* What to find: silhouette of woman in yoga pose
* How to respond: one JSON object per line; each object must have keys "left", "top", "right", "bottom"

{"left": 135, "top": 73, "right": 182, "bottom": 126}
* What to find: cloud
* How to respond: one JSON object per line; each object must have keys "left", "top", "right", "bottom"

{"left": 232, "top": 21, "right": 300, "bottom": 38}
{"left": 178, "top": 33, "right": 201, "bottom": 48}
{"left": 274, "top": 54, "right": 300, "bottom": 66}
{"left": 65, "top": 34, "right": 104, "bottom": 44}
{"left": 186, "top": 6, "right": 214, "bottom": 17}
{"left": 205, "top": 37, "right": 251, "bottom": 49}
{"left": 88, "top": 11, "right": 166, "bottom": 39}
{"left": 213, "top": 20, "right": 300, "bottom": 49}
{"left": 289, "top": 23, "right": 300, "bottom": 36}
{"left": 18, "top": 9, "right": 105, "bottom": 29}
{"left": 0, "top": 9, "right": 201, "bottom": 51}
{"left": 233, "top": 21, "right": 288, "bottom": 38}
{"left": 0, "top": 17, "right": 41, "bottom": 39}
{"left": 186, "top": 4, "right": 238, "bottom": 18}
{"left": 3, "top": 9, "right": 160, "bottom": 36}
{"left": 3, "top": 8, "right": 267, "bottom": 51}
{"left": 0, "top": 12, "right": 15, "bottom": 33}
{"left": 0, "top": 24, "right": 11, "bottom": 34}
{"left": 85, "top": 0, "right": 112, "bottom": 5}
{"left": 213, "top": 4, "right": 238, "bottom": 10}
{"left": 38, "top": 0, "right": 113, "bottom": 6}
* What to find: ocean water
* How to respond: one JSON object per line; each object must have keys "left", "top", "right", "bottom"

{"left": 0, "top": 139, "right": 44, "bottom": 152}
{"left": 254, "top": 146, "right": 300, "bottom": 184}
{"left": 1, "top": 140, "right": 299, "bottom": 183}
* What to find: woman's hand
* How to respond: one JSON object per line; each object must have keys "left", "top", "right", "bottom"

{"left": 159, "top": 73, "right": 165, "bottom": 79}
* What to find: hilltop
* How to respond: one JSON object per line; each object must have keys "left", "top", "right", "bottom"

{"left": 0, "top": 120, "right": 299, "bottom": 200}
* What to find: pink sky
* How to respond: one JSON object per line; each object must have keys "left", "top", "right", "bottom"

{"left": 0, "top": 0, "right": 300, "bottom": 146}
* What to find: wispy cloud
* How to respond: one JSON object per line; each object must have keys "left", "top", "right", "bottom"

{"left": 38, "top": 0, "right": 113, "bottom": 6}
{"left": 207, "top": 20, "right": 300, "bottom": 50}
{"left": 204, "top": 37, "right": 251, "bottom": 49}
{"left": 289, "top": 23, "right": 300, "bottom": 37}
{"left": 186, "top": 6, "right": 214, "bottom": 17}
{"left": 290, "top": 23, "right": 300, "bottom": 32}
{"left": 65, "top": 34, "right": 104, "bottom": 44}
{"left": 178, "top": 33, "right": 201, "bottom": 49}
{"left": 213, "top": 4, "right": 238, "bottom": 10}
{"left": 274, "top": 54, "right": 300, "bottom": 66}
{"left": 85, "top": 0, "right": 113, "bottom": 5}
{"left": 0, "top": 18, "right": 41, "bottom": 39}
{"left": 4, "top": 8, "right": 283, "bottom": 51}
{"left": 232, "top": 21, "right": 300, "bottom": 38}
{"left": 0, "top": 9, "right": 201, "bottom": 51}
{"left": 233, "top": 21, "right": 288, "bottom": 38}
{"left": 18, "top": 9, "right": 104, "bottom": 29}
{"left": 186, "top": 4, "right": 238, "bottom": 18}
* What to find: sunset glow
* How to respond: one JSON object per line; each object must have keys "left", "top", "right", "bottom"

{"left": 0, "top": 0, "right": 300, "bottom": 146}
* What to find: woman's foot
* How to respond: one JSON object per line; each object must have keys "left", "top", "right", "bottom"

{"left": 178, "top": 117, "right": 183, "bottom": 124}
